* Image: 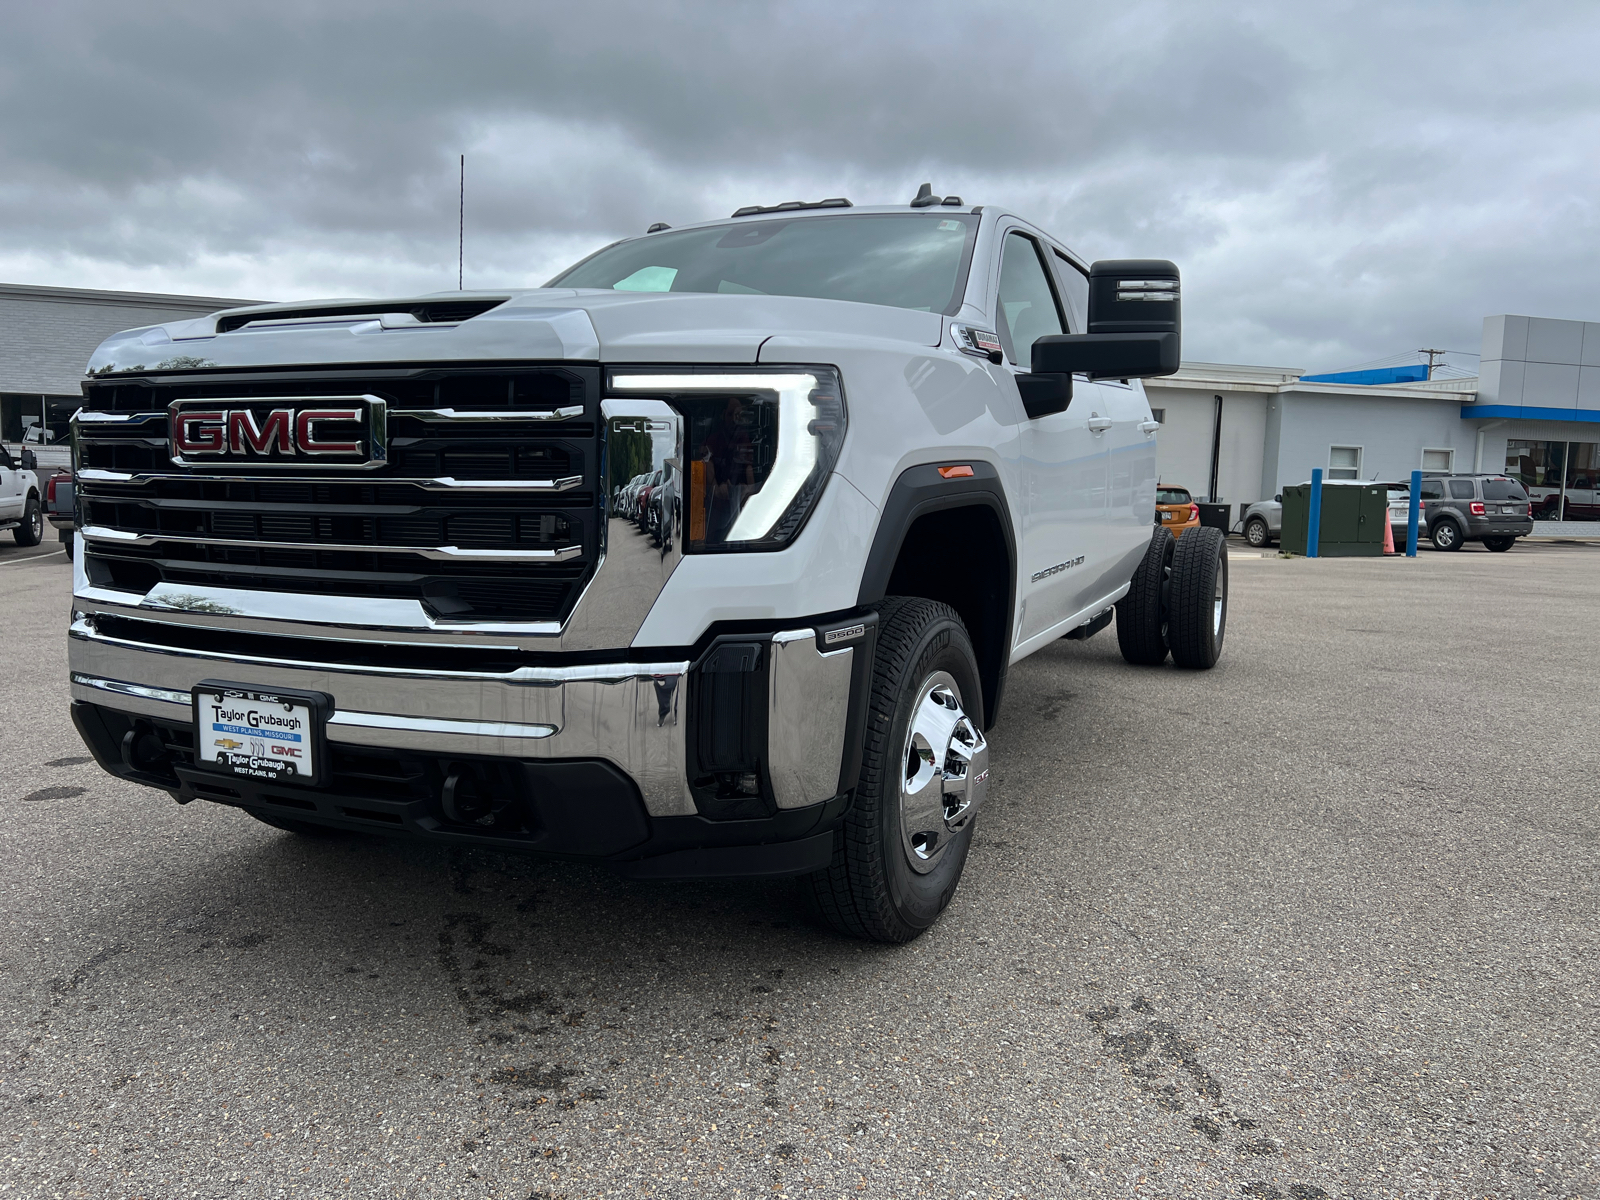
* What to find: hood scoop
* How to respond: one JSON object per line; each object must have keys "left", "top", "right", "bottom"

{"left": 217, "top": 297, "right": 509, "bottom": 333}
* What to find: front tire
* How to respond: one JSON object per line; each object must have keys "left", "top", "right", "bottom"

{"left": 1168, "top": 525, "right": 1228, "bottom": 669}
{"left": 14, "top": 497, "right": 42, "bottom": 546}
{"left": 805, "top": 597, "right": 987, "bottom": 943}
{"left": 1244, "top": 517, "right": 1270, "bottom": 548}
{"left": 1431, "top": 519, "right": 1464, "bottom": 551}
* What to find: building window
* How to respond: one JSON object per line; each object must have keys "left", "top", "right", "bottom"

{"left": 1149, "top": 408, "right": 1166, "bottom": 424}
{"left": 1421, "top": 448, "right": 1453, "bottom": 472}
{"left": 1328, "top": 446, "right": 1361, "bottom": 480}
{"left": 1507, "top": 439, "right": 1600, "bottom": 521}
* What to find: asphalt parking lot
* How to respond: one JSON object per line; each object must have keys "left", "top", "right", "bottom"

{"left": 3, "top": 540, "right": 1596, "bottom": 1199}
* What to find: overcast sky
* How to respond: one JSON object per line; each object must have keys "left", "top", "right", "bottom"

{"left": 4, "top": 1, "right": 1598, "bottom": 372}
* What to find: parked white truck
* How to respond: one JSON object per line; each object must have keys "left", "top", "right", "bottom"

{"left": 67, "top": 188, "right": 1227, "bottom": 941}
{"left": 0, "top": 443, "right": 43, "bottom": 548}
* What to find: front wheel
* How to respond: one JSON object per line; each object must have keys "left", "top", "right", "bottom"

{"left": 13, "top": 497, "right": 42, "bottom": 547}
{"left": 805, "top": 597, "right": 988, "bottom": 943}
{"left": 1244, "top": 517, "right": 1270, "bottom": 548}
{"left": 1483, "top": 536, "right": 1516, "bottom": 552}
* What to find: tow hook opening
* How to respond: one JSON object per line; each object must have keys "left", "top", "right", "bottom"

{"left": 439, "top": 760, "right": 533, "bottom": 833}
{"left": 120, "top": 721, "right": 168, "bottom": 773}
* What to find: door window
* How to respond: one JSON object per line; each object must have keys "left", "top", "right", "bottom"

{"left": 1052, "top": 250, "right": 1089, "bottom": 332}
{"left": 996, "top": 233, "right": 1064, "bottom": 365}
{"left": 1418, "top": 480, "right": 1445, "bottom": 501}
{"left": 1448, "top": 479, "right": 1476, "bottom": 500}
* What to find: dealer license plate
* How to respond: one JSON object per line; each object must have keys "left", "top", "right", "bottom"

{"left": 192, "top": 681, "right": 328, "bottom": 784}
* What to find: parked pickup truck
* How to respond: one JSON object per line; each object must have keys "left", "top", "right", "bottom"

{"left": 66, "top": 187, "right": 1227, "bottom": 942}
{"left": 46, "top": 469, "right": 76, "bottom": 558}
{"left": 0, "top": 444, "right": 42, "bottom": 548}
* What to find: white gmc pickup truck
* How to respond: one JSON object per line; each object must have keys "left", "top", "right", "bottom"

{"left": 67, "top": 188, "right": 1227, "bottom": 942}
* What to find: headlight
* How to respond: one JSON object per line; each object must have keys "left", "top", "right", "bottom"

{"left": 609, "top": 366, "right": 846, "bottom": 552}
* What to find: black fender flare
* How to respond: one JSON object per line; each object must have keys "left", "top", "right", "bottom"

{"left": 855, "top": 460, "right": 1017, "bottom": 727}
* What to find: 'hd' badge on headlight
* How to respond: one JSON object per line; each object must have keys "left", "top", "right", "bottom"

{"left": 168, "top": 395, "right": 387, "bottom": 469}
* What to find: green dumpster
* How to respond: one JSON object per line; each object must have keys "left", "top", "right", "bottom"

{"left": 1280, "top": 482, "right": 1387, "bottom": 556}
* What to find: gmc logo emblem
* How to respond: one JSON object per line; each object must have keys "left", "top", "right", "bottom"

{"left": 168, "top": 396, "right": 385, "bottom": 469}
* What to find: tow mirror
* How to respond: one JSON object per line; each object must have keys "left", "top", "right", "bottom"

{"left": 1029, "top": 259, "right": 1181, "bottom": 383}
{"left": 20, "top": 448, "right": 36, "bottom": 471}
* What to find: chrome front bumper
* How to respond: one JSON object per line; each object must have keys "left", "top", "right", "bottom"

{"left": 68, "top": 612, "right": 856, "bottom": 818}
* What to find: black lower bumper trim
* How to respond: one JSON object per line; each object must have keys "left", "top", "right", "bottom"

{"left": 70, "top": 699, "right": 847, "bottom": 880}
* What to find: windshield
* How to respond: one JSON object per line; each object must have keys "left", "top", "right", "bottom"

{"left": 549, "top": 213, "right": 979, "bottom": 316}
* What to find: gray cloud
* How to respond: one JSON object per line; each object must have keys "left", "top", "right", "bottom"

{"left": 3, "top": 0, "right": 1598, "bottom": 369}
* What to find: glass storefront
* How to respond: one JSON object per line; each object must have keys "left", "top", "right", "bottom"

{"left": 1506, "top": 439, "right": 1600, "bottom": 520}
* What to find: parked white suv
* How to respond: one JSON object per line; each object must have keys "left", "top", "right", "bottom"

{"left": 66, "top": 188, "right": 1227, "bottom": 941}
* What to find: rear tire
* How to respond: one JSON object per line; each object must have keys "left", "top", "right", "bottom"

{"left": 1483, "top": 536, "right": 1516, "bottom": 552}
{"left": 805, "top": 597, "right": 986, "bottom": 943}
{"left": 1431, "top": 519, "right": 1464, "bottom": 551}
{"left": 14, "top": 497, "right": 42, "bottom": 546}
{"left": 246, "top": 809, "right": 352, "bottom": 838}
{"left": 1244, "top": 517, "right": 1269, "bottom": 548}
{"left": 1168, "top": 525, "right": 1228, "bottom": 670}
{"left": 1116, "top": 528, "right": 1174, "bottom": 665}
{"left": 60, "top": 533, "right": 75, "bottom": 561}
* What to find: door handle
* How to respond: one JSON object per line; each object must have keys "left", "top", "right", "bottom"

{"left": 1138, "top": 420, "right": 1161, "bottom": 435}
{"left": 1088, "top": 416, "right": 1113, "bottom": 432}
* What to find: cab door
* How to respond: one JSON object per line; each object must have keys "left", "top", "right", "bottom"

{"left": 995, "top": 229, "right": 1109, "bottom": 648}
{"left": 0, "top": 446, "right": 21, "bottom": 521}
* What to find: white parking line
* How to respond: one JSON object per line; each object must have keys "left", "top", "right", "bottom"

{"left": 0, "top": 549, "right": 66, "bottom": 568}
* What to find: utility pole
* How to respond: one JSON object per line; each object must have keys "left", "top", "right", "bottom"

{"left": 458, "top": 155, "right": 465, "bottom": 291}
{"left": 1418, "top": 348, "right": 1447, "bottom": 380}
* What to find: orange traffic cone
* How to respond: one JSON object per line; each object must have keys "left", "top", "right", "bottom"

{"left": 1383, "top": 514, "right": 1395, "bottom": 555}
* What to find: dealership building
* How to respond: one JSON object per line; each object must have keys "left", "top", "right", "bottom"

{"left": 1146, "top": 314, "right": 1600, "bottom": 526}
{"left": 0, "top": 282, "right": 259, "bottom": 444}
{"left": 1, "top": 282, "right": 1595, "bottom": 526}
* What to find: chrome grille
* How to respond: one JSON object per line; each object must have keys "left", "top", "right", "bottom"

{"left": 75, "top": 365, "right": 601, "bottom": 622}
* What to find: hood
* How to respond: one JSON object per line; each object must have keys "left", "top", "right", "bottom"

{"left": 83, "top": 288, "right": 945, "bottom": 375}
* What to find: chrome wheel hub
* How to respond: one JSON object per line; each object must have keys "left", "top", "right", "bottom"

{"left": 898, "top": 671, "right": 989, "bottom": 874}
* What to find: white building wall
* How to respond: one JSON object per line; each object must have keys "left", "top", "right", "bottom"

{"left": 1147, "top": 385, "right": 1268, "bottom": 505}
{"left": 1272, "top": 392, "right": 1472, "bottom": 487}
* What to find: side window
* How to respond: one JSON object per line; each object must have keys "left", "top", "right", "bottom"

{"left": 1448, "top": 478, "right": 1477, "bottom": 500}
{"left": 995, "top": 232, "right": 1064, "bottom": 365}
{"left": 1418, "top": 480, "right": 1445, "bottom": 501}
{"left": 0, "top": 446, "right": 12, "bottom": 470}
{"left": 1052, "top": 250, "right": 1090, "bottom": 333}
{"left": 1328, "top": 446, "right": 1361, "bottom": 480}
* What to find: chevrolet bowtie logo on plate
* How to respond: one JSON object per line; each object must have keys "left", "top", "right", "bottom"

{"left": 168, "top": 395, "right": 387, "bottom": 469}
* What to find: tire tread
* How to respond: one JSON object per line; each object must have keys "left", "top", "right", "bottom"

{"left": 805, "top": 596, "right": 970, "bottom": 943}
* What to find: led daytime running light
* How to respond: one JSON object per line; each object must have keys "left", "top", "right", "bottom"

{"left": 611, "top": 372, "right": 825, "bottom": 542}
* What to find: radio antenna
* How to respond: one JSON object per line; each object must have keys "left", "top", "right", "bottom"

{"left": 458, "top": 154, "right": 465, "bottom": 291}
